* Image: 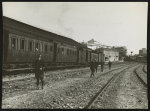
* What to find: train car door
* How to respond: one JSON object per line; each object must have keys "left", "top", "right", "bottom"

{"left": 90, "top": 52, "right": 91, "bottom": 62}
{"left": 3, "top": 30, "right": 9, "bottom": 63}
{"left": 53, "top": 42, "right": 57, "bottom": 62}
{"left": 86, "top": 50, "right": 88, "bottom": 62}
{"left": 76, "top": 48, "right": 79, "bottom": 63}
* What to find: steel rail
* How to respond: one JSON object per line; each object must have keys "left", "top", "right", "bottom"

{"left": 3, "top": 64, "right": 127, "bottom": 82}
{"left": 142, "top": 65, "right": 147, "bottom": 73}
{"left": 134, "top": 65, "right": 147, "bottom": 87}
{"left": 83, "top": 66, "right": 131, "bottom": 109}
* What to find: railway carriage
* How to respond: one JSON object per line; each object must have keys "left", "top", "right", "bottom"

{"left": 3, "top": 18, "right": 55, "bottom": 68}
{"left": 91, "top": 52, "right": 99, "bottom": 62}
{"left": 3, "top": 16, "right": 103, "bottom": 70}
{"left": 55, "top": 42, "right": 77, "bottom": 64}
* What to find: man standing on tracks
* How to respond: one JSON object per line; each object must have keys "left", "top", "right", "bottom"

{"left": 90, "top": 59, "right": 95, "bottom": 77}
{"left": 95, "top": 59, "right": 98, "bottom": 73}
{"left": 101, "top": 61, "right": 104, "bottom": 72}
{"left": 108, "top": 61, "right": 112, "bottom": 70}
{"left": 35, "top": 54, "right": 45, "bottom": 89}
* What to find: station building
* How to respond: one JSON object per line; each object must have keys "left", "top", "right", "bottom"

{"left": 96, "top": 48, "right": 119, "bottom": 62}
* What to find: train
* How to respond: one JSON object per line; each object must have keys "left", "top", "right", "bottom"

{"left": 3, "top": 16, "right": 104, "bottom": 70}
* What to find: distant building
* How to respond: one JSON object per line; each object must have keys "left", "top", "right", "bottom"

{"left": 86, "top": 39, "right": 126, "bottom": 62}
{"left": 96, "top": 48, "right": 119, "bottom": 62}
{"left": 139, "top": 48, "right": 147, "bottom": 56}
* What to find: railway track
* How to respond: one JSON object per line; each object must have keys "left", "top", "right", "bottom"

{"left": 3, "top": 63, "right": 140, "bottom": 109}
{"left": 142, "top": 65, "right": 147, "bottom": 73}
{"left": 3, "top": 64, "right": 128, "bottom": 82}
{"left": 83, "top": 65, "right": 136, "bottom": 109}
{"left": 134, "top": 65, "right": 147, "bottom": 87}
{"left": 2, "top": 65, "right": 88, "bottom": 76}
{"left": 3, "top": 63, "right": 127, "bottom": 76}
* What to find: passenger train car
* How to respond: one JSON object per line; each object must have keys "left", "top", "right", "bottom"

{"left": 3, "top": 16, "right": 104, "bottom": 69}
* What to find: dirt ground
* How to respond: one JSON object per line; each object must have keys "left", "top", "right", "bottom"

{"left": 2, "top": 62, "right": 148, "bottom": 109}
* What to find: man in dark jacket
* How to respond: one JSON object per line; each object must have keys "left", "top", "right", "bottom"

{"left": 95, "top": 59, "right": 99, "bottom": 73}
{"left": 90, "top": 60, "right": 95, "bottom": 77}
{"left": 35, "top": 55, "right": 45, "bottom": 89}
{"left": 101, "top": 61, "right": 104, "bottom": 72}
{"left": 108, "top": 61, "right": 112, "bottom": 70}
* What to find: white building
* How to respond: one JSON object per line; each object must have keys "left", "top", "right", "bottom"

{"left": 96, "top": 48, "right": 119, "bottom": 62}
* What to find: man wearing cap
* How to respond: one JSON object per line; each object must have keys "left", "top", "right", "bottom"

{"left": 94, "top": 59, "right": 98, "bottom": 73}
{"left": 35, "top": 55, "right": 45, "bottom": 89}
{"left": 90, "top": 59, "right": 95, "bottom": 77}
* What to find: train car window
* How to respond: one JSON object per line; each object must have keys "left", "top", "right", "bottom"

{"left": 35, "top": 43, "right": 39, "bottom": 51}
{"left": 35, "top": 43, "right": 39, "bottom": 49}
{"left": 45, "top": 45, "right": 48, "bottom": 53}
{"left": 39, "top": 43, "right": 41, "bottom": 52}
{"left": 62, "top": 48, "right": 64, "bottom": 55}
{"left": 67, "top": 49, "right": 69, "bottom": 56}
{"left": 73, "top": 50, "right": 75, "bottom": 56}
{"left": 11, "top": 38, "right": 16, "bottom": 49}
{"left": 35, "top": 43, "right": 38, "bottom": 49}
{"left": 40, "top": 43, "right": 42, "bottom": 52}
{"left": 16, "top": 38, "right": 18, "bottom": 50}
{"left": 58, "top": 47, "right": 60, "bottom": 53}
{"left": 29, "top": 41, "right": 33, "bottom": 51}
{"left": 69, "top": 49, "right": 70, "bottom": 56}
{"left": 69, "top": 49, "right": 71, "bottom": 56}
{"left": 50, "top": 46, "right": 53, "bottom": 52}
{"left": 33, "top": 42, "right": 35, "bottom": 52}
{"left": 20, "top": 39, "right": 25, "bottom": 50}
{"left": 69, "top": 49, "right": 70, "bottom": 55}
{"left": 42, "top": 43, "right": 44, "bottom": 52}
{"left": 70, "top": 50, "right": 72, "bottom": 56}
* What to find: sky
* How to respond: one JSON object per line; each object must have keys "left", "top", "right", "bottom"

{"left": 2, "top": 2, "right": 148, "bottom": 54}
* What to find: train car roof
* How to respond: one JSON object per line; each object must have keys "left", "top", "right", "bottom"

{"left": 3, "top": 16, "right": 88, "bottom": 49}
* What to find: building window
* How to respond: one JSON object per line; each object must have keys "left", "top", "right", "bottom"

{"left": 105, "top": 57, "right": 108, "bottom": 61}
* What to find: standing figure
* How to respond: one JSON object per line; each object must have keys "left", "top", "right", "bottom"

{"left": 108, "top": 61, "right": 112, "bottom": 70}
{"left": 90, "top": 60, "right": 95, "bottom": 77}
{"left": 101, "top": 61, "right": 104, "bottom": 72}
{"left": 35, "top": 55, "right": 45, "bottom": 89}
{"left": 95, "top": 60, "right": 99, "bottom": 73}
